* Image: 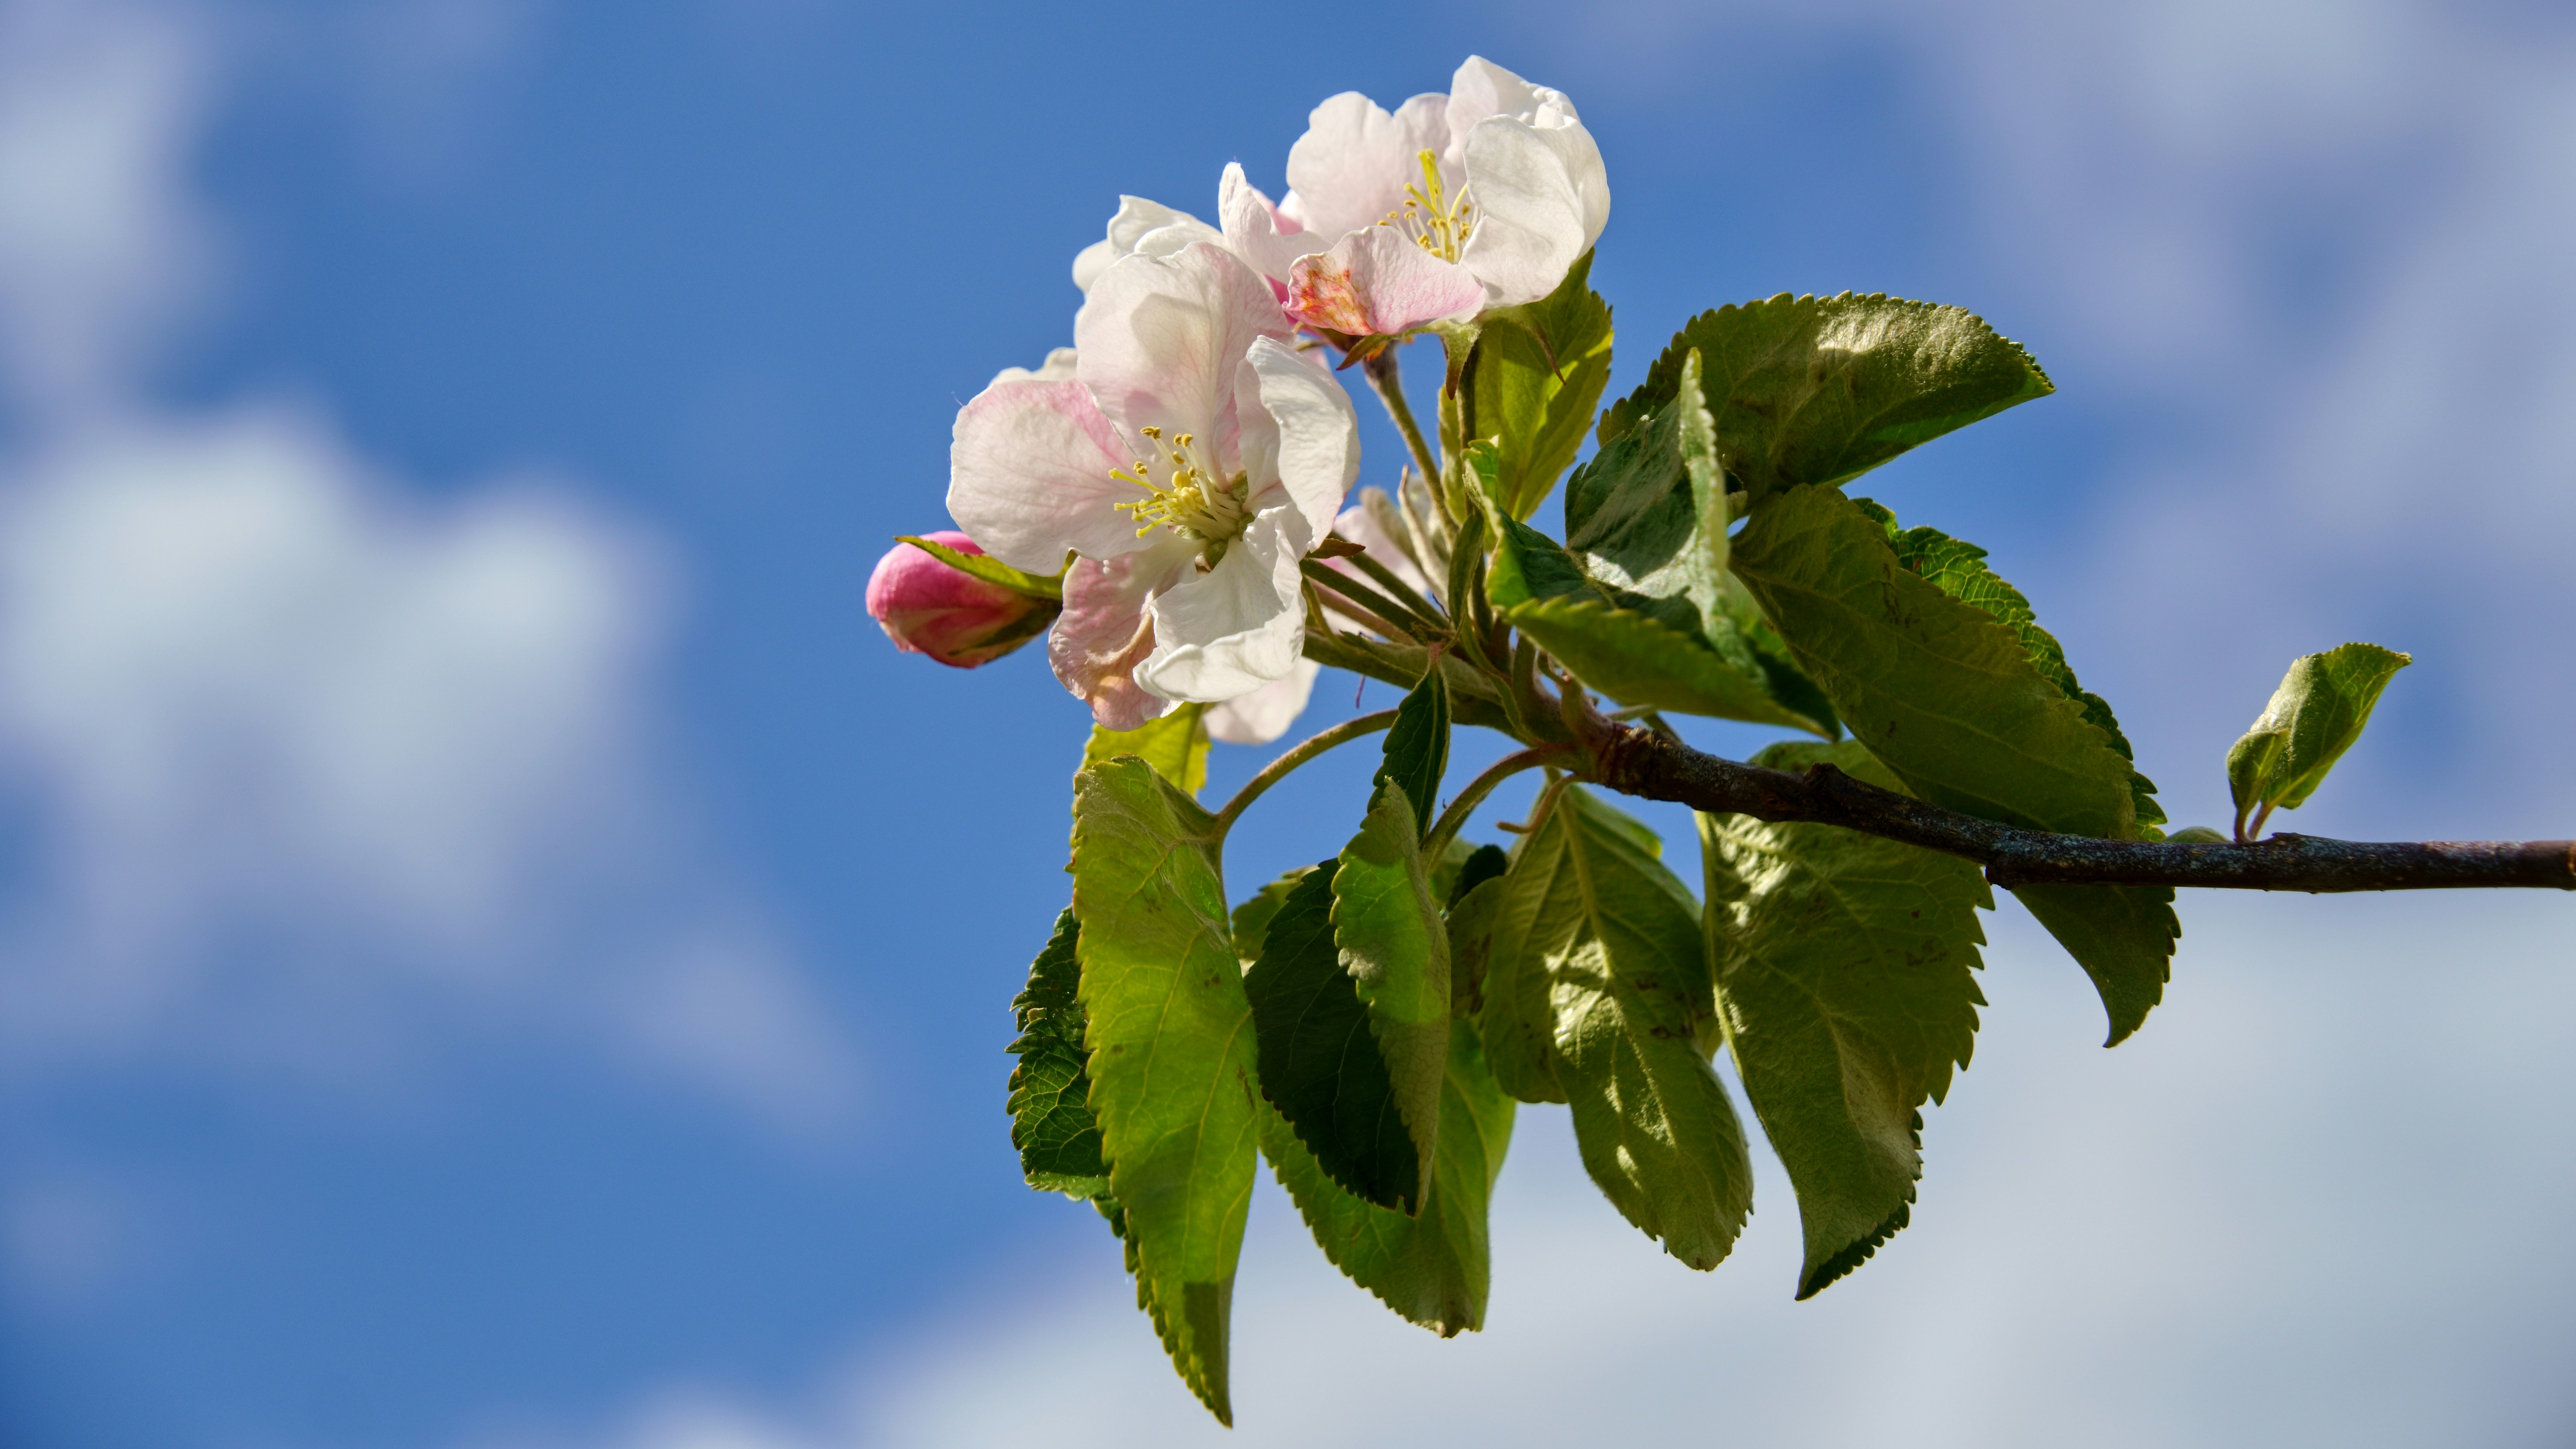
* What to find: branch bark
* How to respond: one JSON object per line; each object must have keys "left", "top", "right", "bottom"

{"left": 1589, "top": 723, "right": 2576, "bottom": 893}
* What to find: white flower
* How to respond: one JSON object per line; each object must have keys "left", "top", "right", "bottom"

{"left": 1223, "top": 56, "right": 1611, "bottom": 339}
{"left": 947, "top": 243, "right": 1360, "bottom": 728}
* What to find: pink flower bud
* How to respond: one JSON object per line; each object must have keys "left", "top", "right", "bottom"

{"left": 868, "top": 531, "right": 1056, "bottom": 669}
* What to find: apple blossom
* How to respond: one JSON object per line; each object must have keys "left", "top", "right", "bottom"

{"left": 1221, "top": 56, "right": 1610, "bottom": 343}
{"left": 866, "top": 531, "right": 1056, "bottom": 669}
{"left": 947, "top": 243, "right": 1360, "bottom": 729}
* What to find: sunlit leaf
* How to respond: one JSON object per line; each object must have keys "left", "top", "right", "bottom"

{"left": 1084, "top": 703, "right": 1209, "bottom": 796}
{"left": 1070, "top": 759, "right": 1257, "bottom": 1424}
{"left": 2227, "top": 643, "right": 2412, "bottom": 823}
{"left": 1480, "top": 786, "right": 1753, "bottom": 1268}
{"left": 1700, "top": 741, "right": 1989, "bottom": 1297}
{"left": 1601, "top": 292, "right": 2052, "bottom": 500}
{"left": 1466, "top": 251, "right": 1613, "bottom": 520}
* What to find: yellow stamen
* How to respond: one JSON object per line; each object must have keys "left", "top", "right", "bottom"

{"left": 1108, "top": 423, "right": 1251, "bottom": 544}
{"left": 1385, "top": 148, "right": 1474, "bottom": 262}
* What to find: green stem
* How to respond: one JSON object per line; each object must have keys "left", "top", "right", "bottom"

{"left": 1340, "top": 551, "right": 1447, "bottom": 630}
{"left": 1362, "top": 349, "right": 1442, "bottom": 491}
{"left": 1300, "top": 561, "right": 1432, "bottom": 641}
{"left": 1422, "top": 743, "right": 1577, "bottom": 860}
{"left": 1211, "top": 709, "right": 1401, "bottom": 840}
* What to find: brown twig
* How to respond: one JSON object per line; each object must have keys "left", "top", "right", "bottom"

{"left": 1588, "top": 723, "right": 2576, "bottom": 893}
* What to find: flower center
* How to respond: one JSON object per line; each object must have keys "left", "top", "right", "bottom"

{"left": 1111, "top": 425, "right": 1250, "bottom": 547}
{"left": 1383, "top": 148, "right": 1474, "bottom": 263}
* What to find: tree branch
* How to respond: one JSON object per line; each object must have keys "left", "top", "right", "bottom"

{"left": 1589, "top": 723, "right": 2576, "bottom": 893}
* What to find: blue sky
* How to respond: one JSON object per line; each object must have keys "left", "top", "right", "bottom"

{"left": 0, "top": 2, "right": 2571, "bottom": 1447}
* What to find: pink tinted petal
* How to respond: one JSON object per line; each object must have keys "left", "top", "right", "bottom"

{"left": 1204, "top": 658, "right": 1321, "bottom": 745}
{"left": 947, "top": 380, "right": 1146, "bottom": 572}
{"left": 1074, "top": 242, "right": 1289, "bottom": 462}
{"left": 1286, "top": 227, "right": 1483, "bottom": 336}
{"left": 1050, "top": 545, "right": 1192, "bottom": 730}
{"left": 1458, "top": 117, "right": 1608, "bottom": 307}
{"left": 1218, "top": 163, "right": 1311, "bottom": 287}
{"left": 1135, "top": 515, "right": 1305, "bottom": 704}
{"left": 1284, "top": 90, "right": 1452, "bottom": 244}
{"left": 1244, "top": 335, "right": 1359, "bottom": 547}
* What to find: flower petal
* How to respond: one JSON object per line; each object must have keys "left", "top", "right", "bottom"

{"left": 1051, "top": 545, "right": 1193, "bottom": 730}
{"left": 987, "top": 347, "right": 1078, "bottom": 388}
{"left": 1458, "top": 115, "right": 1609, "bottom": 307}
{"left": 1442, "top": 56, "right": 1583, "bottom": 165}
{"left": 1071, "top": 196, "right": 1225, "bottom": 293}
{"left": 1218, "top": 163, "right": 1311, "bottom": 286}
{"left": 1134, "top": 513, "right": 1305, "bottom": 703}
{"left": 1074, "top": 242, "right": 1289, "bottom": 468}
{"left": 947, "top": 380, "right": 1146, "bottom": 572}
{"left": 1204, "top": 658, "right": 1321, "bottom": 745}
{"left": 1285, "top": 226, "right": 1484, "bottom": 337}
{"left": 1283, "top": 90, "right": 1453, "bottom": 245}
{"left": 1244, "top": 335, "right": 1361, "bottom": 548}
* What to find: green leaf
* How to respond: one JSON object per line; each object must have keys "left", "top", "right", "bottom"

{"left": 1858, "top": 500, "right": 2161, "bottom": 827}
{"left": 1486, "top": 500, "right": 1832, "bottom": 734}
{"left": 1480, "top": 786, "right": 1753, "bottom": 1268}
{"left": 1230, "top": 866, "right": 1316, "bottom": 966}
{"left": 1465, "top": 250, "right": 1614, "bottom": 520}
{"left": 1262, "top": 1019, "right": 1516, "bottom": 1335}
{"left": 894, "top": 533, "right": 1064, "bottom": 599}
{"left": 1069, "top": 758, "right": 1258, "bottom": 1425}
{"left": 1565, "top": 350, "right": 1723, "bottom": 586}
{"left": 1374, "top": 660, "right": 1451, "bottom": 837}
{"left": 1246, "top": 861, "right": 1414, "bottom": 1208}
{"left": 1601, "top": 293, "right": 2053, "bottom": 501}
{"left": 1250, "top": 791, "right": 1453, "bottom": 1216}
{"left": 2011, "top": 884, "right": 2177, "bottom": 1048}
{"left": 1084, "top": 703, "right": 1209, "bottom": 796}
{"left": 1005, "top": 908, "right": 1111, "bottom": 1199}
{"left": 1699, "top": 741, "right": 1991, "bottom": 1298}
{"left": 2227, "top": 643, "right": 2412, "bottom": 822}
{"left": 1730, "top": 485, "right": 2177, "bottom": 1044}
{"left": 1332, "top": 790, "right": 1452, "bottom": 1212}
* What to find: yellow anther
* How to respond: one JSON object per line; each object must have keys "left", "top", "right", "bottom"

{"left": 1390, "top": 147, "right": 1473, "bottom": 261}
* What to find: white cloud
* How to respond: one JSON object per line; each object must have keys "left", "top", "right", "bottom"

{"left": 0, "top": 0, "right": 855, "bottom": 1130}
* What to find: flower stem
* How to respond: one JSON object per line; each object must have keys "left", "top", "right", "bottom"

{"left": 1211, "top": 709, "right": 1401, "bottom": 840}
{"left": 1362, "top": 349, "right": 1442, "bottom": 496}
{"left": 1338, "top": 551, "right": 1447, "bottom": 629}
{"left": 1422, "top": 743, "right": 1578, "bottom": 860}
{"left": 1300, "top": 561, "right": 1432, "bottom": 640}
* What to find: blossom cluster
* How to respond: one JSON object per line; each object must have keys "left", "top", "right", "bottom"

{"left": 870, "top": 57, "right": 1608, "bottom": 742}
